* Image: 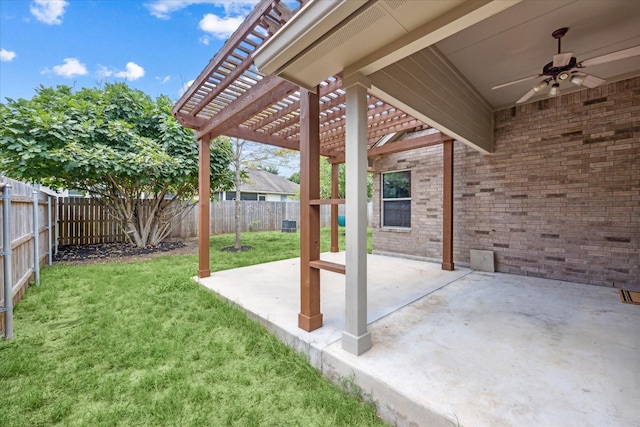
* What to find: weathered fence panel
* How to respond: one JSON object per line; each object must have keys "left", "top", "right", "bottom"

{"left": 57, "top": 199, "right": 372, "bottom": 245}
{"left": 58, "top": 198, "right": 126, "bottom": 245}
{"left": 1, "top": 177, "right": 56, "bottom": 336}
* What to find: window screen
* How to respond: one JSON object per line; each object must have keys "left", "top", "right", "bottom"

{"left": 382, "top": 171, "right": 411, "bottom": 228}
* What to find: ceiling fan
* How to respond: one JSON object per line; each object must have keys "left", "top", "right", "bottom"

{"left": 492, "top": 27, "right": 640, "bottom": 104}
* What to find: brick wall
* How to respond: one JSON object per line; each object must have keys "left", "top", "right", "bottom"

{"left": 372, "top": 77, "right": 639, "bottom": 289}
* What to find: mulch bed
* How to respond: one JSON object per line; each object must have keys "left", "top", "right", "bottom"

{"left": 53, "top": 241, "right": 188, "bottom": 264}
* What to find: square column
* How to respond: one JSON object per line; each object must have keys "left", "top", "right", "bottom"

{"left": 342, "top": 73, "right": 372, "bottom": 355}
{"left": 198, "top": 136, "right": 211, "bottom": 278}
{"left": 298, "top": 88, "right": 323, "bottom": 331}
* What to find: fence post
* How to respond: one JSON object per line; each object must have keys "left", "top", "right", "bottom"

{"left": 54, "top": 196, "right": 59, "bottom": 255}
{"left": 32, "top": 190, "right": 40, "bottom": 286}
{"left": 2, "top": 184, "right": 13, "bottom": 339}
{"left": 47, "top": 196, "right": 52, "bottom": 265}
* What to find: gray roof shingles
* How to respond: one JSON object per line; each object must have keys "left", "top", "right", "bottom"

{"left": 237, "top": 169, "right": 299, "bottom": 195}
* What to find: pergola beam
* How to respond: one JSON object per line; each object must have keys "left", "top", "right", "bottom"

{"left": 174, "top": 114, "right": 207, "bottom": 130}
{"left": 195, "top": 74, "right": 298, "bottom": 140}
{"left": 328, "top": 132, "right": 444, "bottom": 164}
{"left": 321, "top": 116, "right": 423, "bottom": 148}
{"left": 225, "top": 127, "right": 300, "bottom": 151}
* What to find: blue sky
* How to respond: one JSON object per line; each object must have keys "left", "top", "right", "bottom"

{"left": 0, "top": 0, "right": 260, "bottom": 103}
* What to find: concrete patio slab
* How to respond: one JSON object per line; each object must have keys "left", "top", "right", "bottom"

{"left": 196, "top": 253, "right": 639, "bottom": 427}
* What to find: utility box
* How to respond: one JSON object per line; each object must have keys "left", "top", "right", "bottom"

{"left": 470, "top": 249, "right": 495, "bottom": 272}
{"left": 281, "top": 220, "right": 297, "bottom": 233}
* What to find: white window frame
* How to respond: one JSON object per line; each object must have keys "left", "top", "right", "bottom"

{"left": 381, "top": 170, "right": 411, "bottom": 229}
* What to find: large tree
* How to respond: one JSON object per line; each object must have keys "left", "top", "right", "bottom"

{"left": 0, "top": 83, "right": 233, "bottom": 247}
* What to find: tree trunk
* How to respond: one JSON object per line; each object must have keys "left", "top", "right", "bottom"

{"left": 102, "top": 190, "right": 195, "bottom": 248}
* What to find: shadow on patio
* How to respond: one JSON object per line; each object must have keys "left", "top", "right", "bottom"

{"left": 196, "top": 253, "right": 638, "bottom": 427}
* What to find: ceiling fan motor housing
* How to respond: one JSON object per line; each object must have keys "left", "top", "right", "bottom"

{"left": 542, "top": 57, "right": 577, "bottom": 78}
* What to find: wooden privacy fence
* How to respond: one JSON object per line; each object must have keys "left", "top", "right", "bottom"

{"left": 58, "top": 199, "right": 373, "bottom": 245}
{"left": 1, "top": 177, "right": 57, "bottom": 338}
{"left": 58, "top": 197, "right": 127, "bottom": 245}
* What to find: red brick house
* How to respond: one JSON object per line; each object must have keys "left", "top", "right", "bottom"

{"left": 372, "top": 79, "right": 639, "bottom": 289}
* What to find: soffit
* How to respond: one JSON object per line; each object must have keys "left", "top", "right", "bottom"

{"left": 254, "top": 0, "right": 520, "bottom": 90}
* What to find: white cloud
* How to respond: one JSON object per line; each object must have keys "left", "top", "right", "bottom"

{"left": 145, "top": 0, "right": 258, "bottom": 19}
{"left": 199, "top": 14, "right": 244, "bottom": 39}
{"left": 199, "top": 35, "right": 210, "bottom": 45}
{"left": 156, "top": 75, "right": 171, "bottom": 84}
{"left": 180, "top": 79, "right": 195, "bottom": 96}
{"left": 114, "top": 62, "right": 145, "bottom": 81}
{"left": 42, "top": 58, "right": 88, "bottom": 77}
{"left": 30, "top": 0, "right": 69, "bottom": 25}
{"left": 96, "top": 65, "right": 113, "bottom": 79}
{"left": 0, "top": 48, "right": 17, "bottom": 62}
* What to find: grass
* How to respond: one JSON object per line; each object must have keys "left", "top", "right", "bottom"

{"left": 209, "top": 227, "right": 372, "bottom": 271}
{"left": 0, "top": 228, "right": 383, "bottom": 427}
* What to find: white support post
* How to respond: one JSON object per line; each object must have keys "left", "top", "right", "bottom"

{"left": 342, "top": 72, "right": 372, "bottom": 355}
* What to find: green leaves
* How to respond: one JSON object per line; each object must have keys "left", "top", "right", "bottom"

{"left": 0, "top": 83, "right": 233, "bottom": 246}
{"left": 0, "top": 82, "right": 231, "bottom": 193}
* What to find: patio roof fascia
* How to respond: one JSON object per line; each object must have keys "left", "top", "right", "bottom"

{"left": 252, "top": 0, "right": 368, "bottom": 88}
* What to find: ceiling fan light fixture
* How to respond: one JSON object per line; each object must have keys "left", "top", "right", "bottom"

{"left": 549, "top": 83, "right": 560, "bottom": 97}
{"left": 558, "top": 71, "right": 570, "bottom": 81}
{"left": 533, "top": 80, "right": 549, "bottom": 93}
{"left": 571, "top": 74, "right": 585, "bottom": 85}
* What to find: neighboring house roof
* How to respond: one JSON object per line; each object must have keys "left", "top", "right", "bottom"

{"left": 236, "top": 169, "right": 298, "bottom": 195}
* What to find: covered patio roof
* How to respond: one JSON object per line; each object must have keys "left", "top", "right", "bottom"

{"left": 171, "top": 0, "right": 447, "bottom": 161}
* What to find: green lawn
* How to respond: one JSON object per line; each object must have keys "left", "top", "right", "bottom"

{"left": 0, "top": 228, "right": 381, "bottom": 427}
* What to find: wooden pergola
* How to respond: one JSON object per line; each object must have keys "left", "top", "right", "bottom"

{"left": 173, "top": 0, "right": 454, "bottom": 353}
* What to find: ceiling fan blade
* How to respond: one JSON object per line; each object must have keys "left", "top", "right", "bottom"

{"left": 492, "top": 74, "right": 540, "bottom": 90}
{"left": 516, "top": 88, "right": 537, "bottom": 104}
{"left": 580, "top": 74, "right": 606, "bottom": 88}
{"left": 553, "top": 52, "right": 573, "bottom": 67}
{"left": 580, "top": 45, "right": 640, "bottom": 67}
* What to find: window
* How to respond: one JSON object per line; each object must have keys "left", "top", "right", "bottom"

{"left": 382, "top": 170, "right": 411, "bottom": 228}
